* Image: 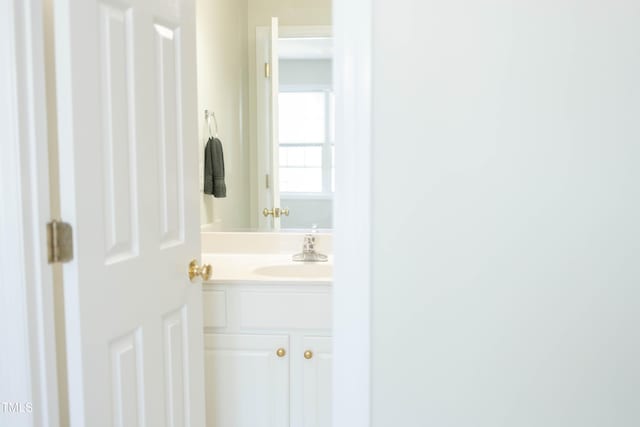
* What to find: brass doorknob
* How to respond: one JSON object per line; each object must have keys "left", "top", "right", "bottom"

{"left": 188, "top": 259, "right": 212, "bottom": 282}
{"left": 303, "top": 350, "right": 313, "bottom": 360}
{"left": 263, "top": 207, "right": 291, "bottom": 218}
{"left": 276, "top": 348, "right": 286, "bottom": 358}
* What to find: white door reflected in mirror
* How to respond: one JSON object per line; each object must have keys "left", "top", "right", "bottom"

{"left": 257, "top": 21, "right": 335, "bottom": 232}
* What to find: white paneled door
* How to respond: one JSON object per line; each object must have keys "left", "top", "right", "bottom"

{"left": 269, "top": 17, "right": 281, "bottom": 230}
{"left": 54, "top": 0, "right": 205, "bottom": 425}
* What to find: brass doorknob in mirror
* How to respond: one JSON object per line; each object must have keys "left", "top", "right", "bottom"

{"left": 276, "top": 348, "right": 286, "bottom": 358}
{"left": 188, "top": 259, "right": 212, "bottom": 282}
{"left": 303, "top": 350, "right": 313, "bottom": 360}
{"left": 263, "top": 207, "right": 291, "bottom": 218}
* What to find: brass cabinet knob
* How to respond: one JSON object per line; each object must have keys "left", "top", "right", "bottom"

{"left": 188, "top": 259, "right": 213, "bottom": 282}
{"left": 303, "top": 350, "right": 313, "bottom": 360}
{"left": 263, "top": 208, "right": 274, "bottom": 217}
{"left": 276, "top": 348, "right": 286, "bottom": 358}
{"left": 280, "top": 208, "right": 289, "bottom": 217}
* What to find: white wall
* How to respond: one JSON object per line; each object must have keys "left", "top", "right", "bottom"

{"left": 280, "top": 197, "right": 332, "bottom": 229}
{"left": 370, "top": 1, "right": 640, "bottom": 426}
{"left": 196, "top": 0, "right": 250, "bottom": 229}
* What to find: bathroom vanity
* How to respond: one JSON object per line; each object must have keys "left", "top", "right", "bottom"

{"left": 201, "top": 233, "right": 332, "bottom": 427}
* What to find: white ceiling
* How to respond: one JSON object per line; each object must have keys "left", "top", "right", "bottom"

{"left": 279, "top": 37, "right": 333, "bottom": 60}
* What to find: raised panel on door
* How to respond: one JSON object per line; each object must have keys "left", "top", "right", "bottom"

{"left": 109, "top": 329, "right": 145, "bottom": 426}
{"left": 153, "top": 21, "right": 186, "bottom": 248}
{"left": 301, "top": 336, "right": 332, "bottom": 427}
{"left": 98, "top": 2, "right": 139, "bottom": 265}
{"left": 204, "top": 334, "right": 289, "bottom": 427}
{"left": 162, "top": 306, "right": 190, "bottom": 427}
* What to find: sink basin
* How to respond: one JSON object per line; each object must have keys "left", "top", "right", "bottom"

{"left": 253, "top": 263, "right": 333, "bottom": 279}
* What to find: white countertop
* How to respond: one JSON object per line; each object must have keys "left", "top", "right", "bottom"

{"left": 202, "top": 253, "right": 333, "bottom": 284}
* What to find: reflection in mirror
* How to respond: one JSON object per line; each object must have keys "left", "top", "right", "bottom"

{"left": 278, "top": 37, "right": 333, "bottom": 230}
{"left": 196, "top": 0, "right": 333, "bottom": 233}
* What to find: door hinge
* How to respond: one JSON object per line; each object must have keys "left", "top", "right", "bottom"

{"left": 264, "top": 62, "right": 271, "bottom": 78}
{"left": 265, "top": 173, "right": 270, "bottom": 189}
{"left": 47, "top": 220, "right": 74, "bottom": 264}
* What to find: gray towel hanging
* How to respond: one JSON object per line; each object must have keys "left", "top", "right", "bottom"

{"left": 204, "top": 136, "right": 226, "bottom": 198}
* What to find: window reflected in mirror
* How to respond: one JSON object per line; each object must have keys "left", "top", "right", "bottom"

{"left": 278, "top": 37, "right": 333, "bottom": 230}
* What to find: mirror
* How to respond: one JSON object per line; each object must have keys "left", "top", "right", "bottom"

{"left": 196, "top": 2, "right": 333, "bottom": 232}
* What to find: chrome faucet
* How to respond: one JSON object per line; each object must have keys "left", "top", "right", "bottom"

{"left": 292, "top": 233, "right": 328, "bottom": 262}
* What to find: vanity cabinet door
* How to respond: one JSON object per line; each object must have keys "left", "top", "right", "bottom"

{"left": 204, "top": 334, "right": 289, "bottom": 427}
{"left": 300, "top": 336, "right": 333, "bottom": 427}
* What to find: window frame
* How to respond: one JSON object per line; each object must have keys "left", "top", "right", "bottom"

{"left": 278, "top": 84, "right": 334, "bottom": 197}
